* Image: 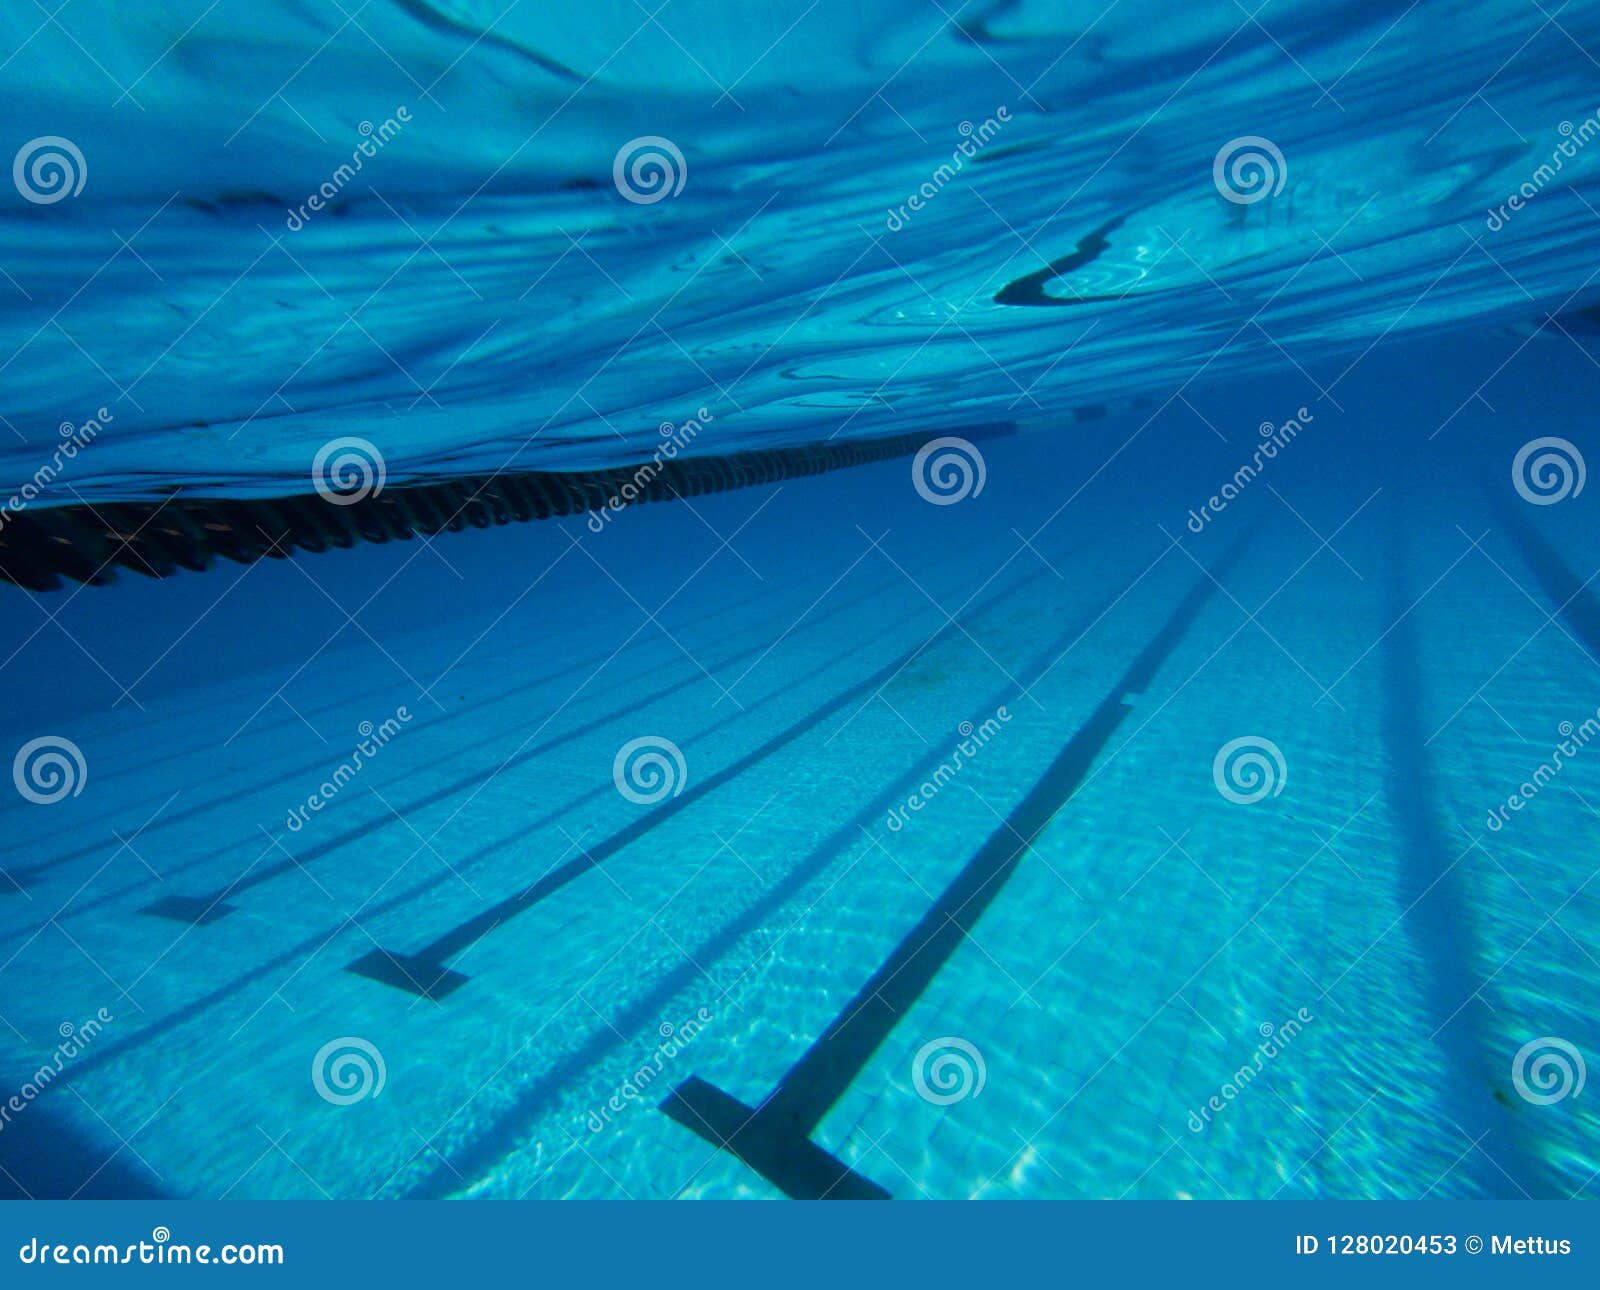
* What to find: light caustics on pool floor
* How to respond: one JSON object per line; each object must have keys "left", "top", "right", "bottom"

{"left": 0, "top": 436, "right": 1595, "bottom": 1201}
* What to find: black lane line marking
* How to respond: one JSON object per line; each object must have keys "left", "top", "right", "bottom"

{"left": 41, "top": 534, "right": 1122, "bottom": 1136}
{"left": 42, "top": 575, "right": 894, "bottom": 1073}
{"left": 35, "top": 862, "right": 466, "bottom": 1091}
{"left": 16, "top": 603, "right": 842, "bottom": 931}
{"left": 11, "top": 558, "right": 812, "bottom": 858}
{"left": 400, "top": 531, "right": 1152, "bottom": 1197}
{"left": 660, "top": 528, "right": 1255, "bottom": 1199}
{"left": 349, "top": 548, "right": 1074, "bottom": 1000}
{"left": 137, "top": 568, "right": 907, "bottom": 926}
{"left": 6, "top": 539, "right": 1045, "bottom": 954}
{"left": 10, "top": 567, "right": 881, "bottom": 935}
{"left": 1488, "top": 487, "right": 1600, "bottom": 661}
{"left": 1379, "top": 512, "right": 1543, "bottom": 1197}
{"left": 0, "top": 1102, "right": 168, "bottom": 1199}
{"left": 211, "top": 591, "right": 893, "bottom": 959}
{"left": 26, "top": 571, "right": 621, "bottom": 794}
{"left": 992, "top": 214, "right": 1129, "bottom": 307}
{"left": 11, "top": 561, "right": 844, "bottom": 890}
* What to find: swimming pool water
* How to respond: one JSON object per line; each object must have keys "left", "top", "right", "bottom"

{"left": 0, "top": 2, "right": 1597, "bottom": 1200}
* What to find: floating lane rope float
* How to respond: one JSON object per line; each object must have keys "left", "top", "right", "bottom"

{"left": 0, "top": 431, "right": 953, "bottom": 592}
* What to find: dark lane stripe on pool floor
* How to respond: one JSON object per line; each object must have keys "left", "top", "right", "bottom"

{"left": 1372, "top": 515, "right": 1541, "bottom": 1197}
{"left": 136, "top": 566, "right": 905, "bottom": 926}
{"left": 659, "top": 527, "right": 1256, "bottom": 1199}
{"left": 2, "top": 565, "right": 898, "bottom": 939}
{"left": 347, "top": 542, "right": 1082, "bottom": 1000}
{"left": 1488, "top": 487, "right": 1600, "bottom": 664}
{"left": 401, "top": 532, "right": 1168, "bottom": 1198}
{"left": 8, "top": 553, "right": 824, "bottom": 859}
{"left": 32, "top": 536, "right": 1129, "bottom": 1185}
{"left": 8, "top": 555, "right": 865, "bottom": 892}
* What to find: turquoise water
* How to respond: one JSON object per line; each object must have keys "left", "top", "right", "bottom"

{"left": 0, "top": 2, "right": 1597, "bottom": 1199}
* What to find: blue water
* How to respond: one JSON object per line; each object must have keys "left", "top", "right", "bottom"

{"left": 0, "top": 2, "right": 1597, "bottom": 1200}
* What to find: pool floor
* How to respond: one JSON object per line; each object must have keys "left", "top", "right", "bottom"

{"left": 0, "top": 394, "right": 1596, "bottom": 1200}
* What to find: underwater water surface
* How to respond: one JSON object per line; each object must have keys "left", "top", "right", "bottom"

{"left": 0, "top": 0, "right": 1596, "bottom": 1200}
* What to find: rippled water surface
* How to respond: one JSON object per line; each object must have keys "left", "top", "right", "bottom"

{"left": 2, "top": 1, "right": 1599, "bottom": 494}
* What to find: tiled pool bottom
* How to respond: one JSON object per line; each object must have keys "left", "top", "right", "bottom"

{"left": 0, "top": 442, "right": 1596, "bottom": 1200}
